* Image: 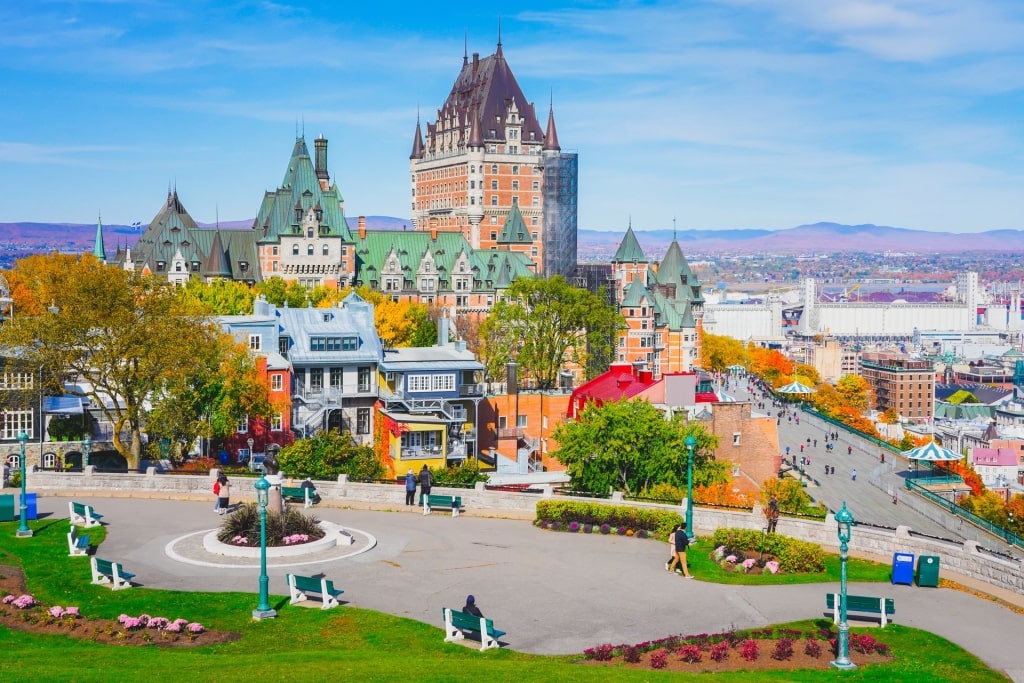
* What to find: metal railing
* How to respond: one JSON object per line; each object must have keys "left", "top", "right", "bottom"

{"left": 905, "top": 479, "right": 1024, "bottom": 549}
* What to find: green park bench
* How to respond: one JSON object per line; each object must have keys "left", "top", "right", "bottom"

{"left": 69, "top": 501, "right": 104, "bottom": 527}
{"left": 442, "top": 607, "right": 506, "bottom": 651}
{"left": 67, "top": 525, "right": 91, "bottom": 557}
{"left": 91, "top": 557, "right": 135, "bottom": 590}
{"left": 281, "top": 485, "right": 318, "bottom": 508}
{"left": 826, "top": 593, "right": 895, "bottom": 627}
{"left": 420, "top": 493, "right": 463, "bottom": 517}
{"left": 286, "top": 573, "right": 344, "bottom": 609}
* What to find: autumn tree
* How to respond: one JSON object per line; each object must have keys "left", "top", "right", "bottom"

{"left": 700, "top": 333, "right": 747, "bottom": 372}
{"left": 145, "top": 339, "right": 273, "bottom": 461}
{"left": 747, "top": 346, "right": 793, "bottom": 385}
{"left": 552, "top": 398, "right": 720, "bottom": 495}
{"left": 480, "top": 275, "right": 623, "bottom": 389}
{"left": 836, "top": 374, "right": 872, "bottom": 412}
{"left": 792, "top": 362, "right": 820, "bottom": 386}
{"left": 315, "top": 286, "right": 437, "bottom": 348}
{"left": 0, "top": 254, "right": 227, "bottom": 469}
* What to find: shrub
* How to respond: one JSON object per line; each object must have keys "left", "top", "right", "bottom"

{"left": 589, "top": 644, "right": 614, "bottom": 661}
{"left": 709, "top": 528, "right": 825, "bottom": 573}
{"left": 599, "top": 524, "right": 610, "bottom": 535}
{"left": 583, "top": 524, "right": 593, "bottom": 533}
{"left": 535, "top": 500, "right": 682, "bottom": 539}
{"left": 738, "top": 639, "right": 759, "bottom": 661}
{"left": 804, "top": 638, "right": 823, "bottom": 658}
{"left": 772, "top": 638, "right": 794, "bottom": 661}
{"left": 851, "top": 633, "right": 879, "bottom": 655}
{"left": 650, "top": 649, "right": 668, "bottom": 669}
{"left": 677, "top": 644, "right": 702, "bottom": 663}
{"left": 709, "top": 642, "right": 730, "bottom": 662}
{"left": 623, "top": 645, "right": 641, "bottom": 663}
{"left": 617, "top": 526, "right": 627, "bottom": 535}
{"left": 568, "top": 521, "right": 580, "bottom": 532}
{"left": 216, "top": 503, "right": 325, "bottom": 546}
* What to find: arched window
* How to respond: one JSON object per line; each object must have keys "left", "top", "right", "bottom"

{"left": 322, "top": 244, "right": 329, "bottom": 256}
{"left": 307, "top": 228, "right": 314, "bottom": 238}
{"left": 43, "top": 452, "right": 56, "bottom": 469}
{"left": 292, "top": 244, "right": 299, "bottom": 255}
{"left": 307, "top": 244, "right": 314, "bottom": 256}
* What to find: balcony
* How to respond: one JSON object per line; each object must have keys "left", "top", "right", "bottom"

{"left": 459, "top": 383, "right": 485, "bottom": 397}
{"left": 497, "top": 427, "right": 525, "bottom": 439}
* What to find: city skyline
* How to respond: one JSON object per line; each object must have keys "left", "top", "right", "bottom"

{"left": 1, "top": 1, "right": 1022, "bottom": 233}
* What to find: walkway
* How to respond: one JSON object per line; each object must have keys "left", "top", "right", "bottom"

{"left": 728, "top": 380, "right": 1017, "bottom": 554}
{"left": 37, "top": 496, "right": 1024, "bottom": 682}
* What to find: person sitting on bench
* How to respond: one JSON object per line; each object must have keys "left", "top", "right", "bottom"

{"left": 463, "top": 594, "right": 483, "bottom": 618}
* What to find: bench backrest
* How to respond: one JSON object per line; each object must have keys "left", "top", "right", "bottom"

{"left": 447, "top": 608, "right": 497, "bottom": 634}
{"left": 429, "top": 495, "right": 462, "bottom": 506}
{"left": 282, "top": 487, "right": 313, "bottom": 497}
{"left": 291, "top": 574, "right": 332, "bottom": 594}
{"left": 826, "top": 594, "right": 894, "bottom": 613}
{"left": 72, "top": 502, "right": 87, "bottom": 515}
{"left": 94, "top": 558, "right": 117, "bottom": 575}
{"left": 70, "top": 526, "right": 80, "bottom": 541}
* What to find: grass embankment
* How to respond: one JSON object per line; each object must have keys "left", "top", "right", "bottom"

{"left": 0, "top": 518, "right": 1008, "bottom": 683}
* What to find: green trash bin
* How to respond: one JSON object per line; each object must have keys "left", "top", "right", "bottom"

{"left": 916, "top": 555, "right": 940, "bottom": 587}
{"left": 0, "top": 494, "right": 14, "bottom": 522}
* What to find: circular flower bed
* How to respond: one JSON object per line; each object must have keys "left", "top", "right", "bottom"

{"left": 216, "top": 503, "right": 325, "bottom": 547}
{"left": 712, "top": 545, "right": 782, "bottom": 575}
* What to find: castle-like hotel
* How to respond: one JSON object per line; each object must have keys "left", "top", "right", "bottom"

{"left": 103, "top": 39, "right": 703, "bottom": 376}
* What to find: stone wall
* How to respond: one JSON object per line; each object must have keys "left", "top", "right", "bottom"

{"left": 22, "top": 468, "right": 1022, "bottom": 596}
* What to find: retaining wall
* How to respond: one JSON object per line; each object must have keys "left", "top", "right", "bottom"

{"left": 22, "top": 468, "right": 1022, "bottom": 597}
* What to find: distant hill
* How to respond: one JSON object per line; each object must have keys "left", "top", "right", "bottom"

{"left": 577, "top": 221, "right": 1024, "bottom": 259}
{"left": 2, "top": 219, "right": 1022, "bottom": 269}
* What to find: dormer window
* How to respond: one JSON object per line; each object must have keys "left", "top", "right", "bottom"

{"left": 191, "top": 261, "right": 201, "bottom": 272}
{"left": 295, "top": 207, "right": 302, "bottom": 220}
{"left": 156, "top": 262, "right": 165, "bottom": 272}
{"left": 315, "top": 208, "right": 323, "bottom": 221}
{"left": 239, "top": 262, "right": 249, "bottom": 272}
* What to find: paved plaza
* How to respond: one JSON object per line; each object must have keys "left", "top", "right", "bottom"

{"left": 33, "top": 495, "right": 1024, "bottom": 681}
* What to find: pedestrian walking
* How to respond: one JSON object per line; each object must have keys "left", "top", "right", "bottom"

{"left": 893, "top": 491, "right": 898, "bottom": 505}
{"left": 785, "top": 446, "right": 791, "bottom": 457}
{"left": 851, "top": 469, "right": 857, "bottom": 481}
{"left": 813, "top": 439, "right": 817, "bottom": 448}
{"left": 665, "top": 526, "right": 677, "bottom": 570}
{"left": 848, "top": 445, "right": 853, "bottom": 456}
{"left": 880, "top": 452, "right": 885, "bottom": 463}
{"left": 800, "top": 444, "right": 804, "bottom": 453}
{"left": 667, "top": 523, "right": 693, "bottom": 578}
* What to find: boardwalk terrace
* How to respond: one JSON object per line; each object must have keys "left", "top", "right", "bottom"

{"left": 859, "top": 353, "right": 936, "bottom": 421}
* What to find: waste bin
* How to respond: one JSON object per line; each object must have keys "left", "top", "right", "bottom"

{"left": 916, "top": 555, "right": 940, "bottom": 587}
{"left": 0, "top": 493, "right": 37, "bottom": 521}
{"left": 892, "top": 552, "right": 915, "bottom": 585}
{"left": 0, "top": 494, "right": 13, "bottom": 522}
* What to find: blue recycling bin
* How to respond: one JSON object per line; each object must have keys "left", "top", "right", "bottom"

{"left": 892, "top": 552, "right": 915, "bottom": 585}
{"left": 25, "top": 492, "right": 37, "bottom": 520}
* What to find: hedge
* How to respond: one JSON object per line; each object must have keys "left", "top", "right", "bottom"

{"left": 535, "top": 500, "right": 683, "bottom": 540}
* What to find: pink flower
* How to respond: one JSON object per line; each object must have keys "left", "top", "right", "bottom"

{"left": 48, "top": 606, "right": 64, "bottom": 618}
{"left": 2, "top": 595, "right": 15, "bottom": 604}
{"left": 726, "top": 555, "right": 738, "bottom": 563}
{"left": 742, "top": 558, "right": 756, "bottom": 570}
{"left": 187, "top": 622, "right": 205, "bottom": 633}
{"left": 64, "top": 607, "right": 80, "bottom": 617}
{"left": 12, "top": 594, "right": 37, "bottom": 609}
{"left": 765, "top": 560, "right": 780, "bottom": 574}
{"left": 165, "top": 621, "right": 182, "bottom": 633}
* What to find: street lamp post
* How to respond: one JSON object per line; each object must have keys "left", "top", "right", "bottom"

{"left": 684, "top": 434, "right": 697, "bottom": 540}
{"left": 831, "top": 501, "right": 856, "bottom": 670}
{"left": 252, "top": 475, "right": 276, "bottom": 620}
{"left": 83, "top": 436, "right": 92, "bottom": 469}
{"left": 247, "top": 437, "right": 254, "bottom": 462}
{"left": 16, "top": 431, "right": 33, "bottom": 537}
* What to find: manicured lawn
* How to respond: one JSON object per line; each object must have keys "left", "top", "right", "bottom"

{"left": 688, "top": 539, "right": 894, "bottom": 585}
{"left": 0, "top": 518, "right": 1007, "bottom": 682}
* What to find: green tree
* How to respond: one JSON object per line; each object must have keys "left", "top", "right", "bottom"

{"left": 181, "top": 278, "right": 255, "bottom": 315}
{"left": 481, "top": 275, "right": 623, "bottom": 388}
{"left": 255, "top": 277, "right": 308, "bottom": 308}
{"left": 551, "top": 398, "right": 719, "bottom": 495}
{"left": 0, "top": 255, "right": 225, "bottom": 469}
{"left": 277, "top": 430, "right": 383, "bottom": 480}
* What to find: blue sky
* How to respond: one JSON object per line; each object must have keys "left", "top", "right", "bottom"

{"left": 1, "top": 0, "right": 1022, "bottom": 233}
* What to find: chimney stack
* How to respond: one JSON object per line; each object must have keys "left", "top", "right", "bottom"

{"left": 314, "top": 135, "right": 329, "bottom": 187}
{"left": 358, "top": 216, "right": 366, "bottom": 239}
{"left": 431, "top": 227, "right": 438, "bottom": 241}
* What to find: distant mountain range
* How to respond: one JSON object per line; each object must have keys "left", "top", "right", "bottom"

{"left": 2, "top": 219, "right": 1021, "bottom": 265}
{"left": 578, "top": 222, "right": 1024, "bottom": 258}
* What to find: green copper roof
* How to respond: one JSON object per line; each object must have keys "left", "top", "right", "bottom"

{"left": 255, "top": 136, "right": 352, "bottom": 245}
{"left": 93, "top": 214, "right": 106, "bottom": 261}
{"left": 351, "top": 229, "right": 534, "bottom": 292}
{"left": 620, "top": 278, "right": 649, "bottom": 307}
{"left": 656, "top": 239, "right": 704, "bottom": 305}
{"left": 497, "top": 203, "right": 532, "bottom": 244}
{"left": 612, "top": 225, "right": 647, "bottom": 263}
